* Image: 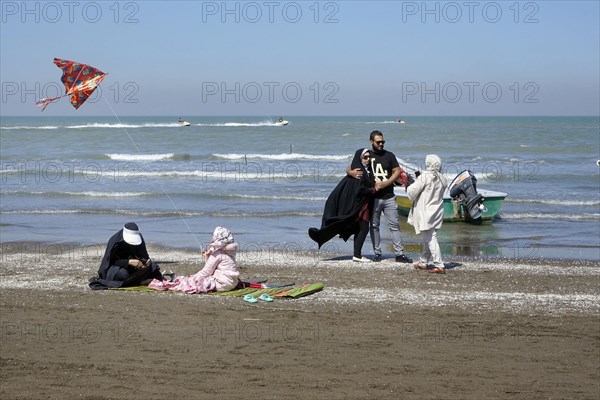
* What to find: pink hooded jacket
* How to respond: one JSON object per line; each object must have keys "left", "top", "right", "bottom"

{"left": 148, "top": 227, "right": 240, "bottom": 293}
{"left": 199, "top": 241, "right": 240, "bottom": 292}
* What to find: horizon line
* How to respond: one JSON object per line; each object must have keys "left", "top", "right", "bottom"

{"left": 2, "top": 114, "right": 599, "bottom": 118}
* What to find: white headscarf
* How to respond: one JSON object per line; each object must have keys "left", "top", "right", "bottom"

{"left": 425, "top": 154, "right": 442, "bottom": 172}
{"left": 360, "top": 148, "right": 371, "bottom": 168}
{"left": 425, "top": 154, "right": 448, "bottom": 186}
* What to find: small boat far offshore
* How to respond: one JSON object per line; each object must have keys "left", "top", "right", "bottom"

{"left": 274, "top": 117, "right": 289, "bottom": 126}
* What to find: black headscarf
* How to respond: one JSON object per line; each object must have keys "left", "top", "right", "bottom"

{"left": 308, "top": 149, "right": 375, "bottom": 247}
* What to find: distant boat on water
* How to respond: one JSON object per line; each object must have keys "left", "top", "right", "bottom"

{"left": 274, "top": 117, "right": 289, "bottom": 126}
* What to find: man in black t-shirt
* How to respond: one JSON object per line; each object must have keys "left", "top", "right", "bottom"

{"left": 348, "top": 131, "right": 412, "bottom": 263}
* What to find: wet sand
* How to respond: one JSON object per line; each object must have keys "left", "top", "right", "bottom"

{"left": 1, "top": 243, "right": 599, "bottom": 399}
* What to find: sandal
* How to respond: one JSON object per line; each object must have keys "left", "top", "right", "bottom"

{"left": 414, "top": 263, "right": 428, "bottom": 270}
{"left": 428, "top": 267, "right": 446, "bottom": 274}
{"left": 243, "top": 294, "right": 258, "bottom": 303}
{"left": 258, "top": 293, "right": 274, "bottom": 302}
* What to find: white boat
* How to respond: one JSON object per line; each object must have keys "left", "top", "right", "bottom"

{"left": 274, "top": 118, "right": 289, "bottom": 126}
{"left": 179, "top": 120, "right": 191, "bottom": 127}
{"left": 394, "top": 160, "right": 507, "bottom": 223}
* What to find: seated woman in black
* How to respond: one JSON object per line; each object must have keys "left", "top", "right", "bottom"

{"left": 89, "top": 222, "right": 162, "bottom": 289}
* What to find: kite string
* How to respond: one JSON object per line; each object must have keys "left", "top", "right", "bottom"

{"left": 101, "top": 95, "right": 201, "bottom": 248}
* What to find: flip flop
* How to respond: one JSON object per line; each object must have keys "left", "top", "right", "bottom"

{"left": 258, "top": 293, "right": 274, "bottom": 302}
{"left": 428, "top": 267, "right": 446, "bottom": 274}
{"left": 243, "top": 294, "right": 258, "bottom": 303}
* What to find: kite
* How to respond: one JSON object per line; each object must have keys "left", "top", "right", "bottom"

{"left": 36, "top": 58, "right": 107, "bottom": 111}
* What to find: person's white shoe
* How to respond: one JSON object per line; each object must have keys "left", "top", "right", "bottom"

{"left": 352, "top": 256, "right": 372, "bottom": 263}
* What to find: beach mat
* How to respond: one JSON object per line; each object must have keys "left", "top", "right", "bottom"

{"left": 112, "top": 285, "right": 157, "bottom": 292}
{"left": 110, "top": 279, "right": 267, "bottom": 292}
{"left": 112, "top": 282, "right": 324, "bottom": 299}
{"left": 212, "top": 283, "right": 324, "bottom": 299}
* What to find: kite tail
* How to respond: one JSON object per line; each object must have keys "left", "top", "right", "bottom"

{"left": 36, "top": 96, "right": 62, "bottom": 112}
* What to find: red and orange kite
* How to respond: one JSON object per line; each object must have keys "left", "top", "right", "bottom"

{"left": 36, "top": 58, "right": 107, "bottom": 111}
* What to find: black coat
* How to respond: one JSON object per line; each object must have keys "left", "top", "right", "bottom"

{"left": 308, "top": 149, "right": 375, "bottom": 248}
{"left": 89, "top": 229, "right": 161, "bottom": 290}
{"left": 98, "top": 230, "right": 150, "bottom": 278}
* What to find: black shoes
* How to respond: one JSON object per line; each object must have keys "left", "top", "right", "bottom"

{"left": 395, "top": 254, "right": 413, "bottom": 263}
{"left": 372, "top": 254, "right": 413, "bottom": 263}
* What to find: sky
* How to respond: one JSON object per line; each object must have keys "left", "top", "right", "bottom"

{"left": 0, "top": 0, "right": 599, "bottom": 116}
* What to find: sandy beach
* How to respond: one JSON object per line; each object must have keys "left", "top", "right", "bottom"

{"left": 1, "top": 243, "right": 599, "bottom": 399}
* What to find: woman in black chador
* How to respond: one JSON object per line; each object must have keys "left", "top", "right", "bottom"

{"left": 89, "top": 222, "right": 162, "bottom": 289}
{"left": 309, "top": 148, "right": 376, "bottom": 262}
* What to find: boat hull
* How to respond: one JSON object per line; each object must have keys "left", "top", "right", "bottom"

{"left": 395, "top": 188, "right": 506, "bottom": 223}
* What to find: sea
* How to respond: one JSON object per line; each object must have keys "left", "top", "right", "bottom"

{"left": 1, "top": 116, "right": 599, "bottom": 261}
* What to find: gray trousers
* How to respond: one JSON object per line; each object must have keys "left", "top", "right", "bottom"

{"left": 370, "top": 196, "right": 404, "bottom": 256}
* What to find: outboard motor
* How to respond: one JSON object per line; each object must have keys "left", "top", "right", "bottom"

{"left": 449, "top": 170, "right": 485, "bottom": 220}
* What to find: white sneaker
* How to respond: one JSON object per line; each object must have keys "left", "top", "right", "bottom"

{"left": 352, "top": 256, "right": 372, "bottom": 263}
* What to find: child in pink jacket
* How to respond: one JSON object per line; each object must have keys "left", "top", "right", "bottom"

{"left": 149, "top": 227, "right": 240, "bottom": 293}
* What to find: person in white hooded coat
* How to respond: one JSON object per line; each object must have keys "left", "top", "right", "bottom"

{"left": 407, "top": 154, "right": 448, "bottom": 274}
